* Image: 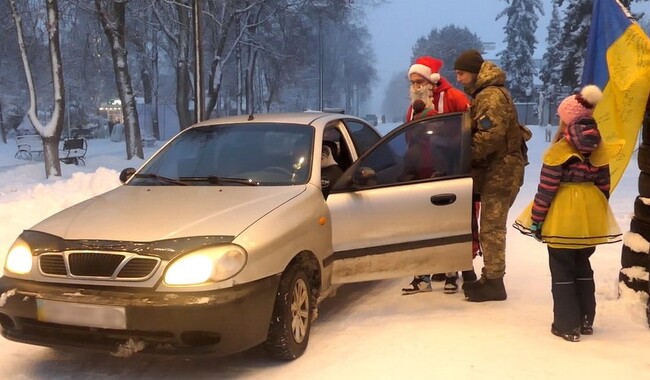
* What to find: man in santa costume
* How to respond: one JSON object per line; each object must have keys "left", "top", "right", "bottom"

{"left": 405, "top": 56, "right": 469, "bottom": 121}
{"left": 402, "top": 56, "right": 480, "bottom": 295}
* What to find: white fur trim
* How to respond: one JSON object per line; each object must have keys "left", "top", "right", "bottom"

{"left": 408, "top": 64, "right": 432, "bottom": 81}
{"left": 430, "top": 73, "right": 440, "bottom": 83}
{"left": 580, "top": 85, "right": 603, "bottom": 106}
{"left": 321, "top": 145, "right": 338, "bottom": 168}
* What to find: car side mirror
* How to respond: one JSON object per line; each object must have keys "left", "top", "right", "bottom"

{"left": 119, "top": 167, "right": 136, "bottom": 184}
{"left": 351, "top": 166, "right": 377, "bottom": 188}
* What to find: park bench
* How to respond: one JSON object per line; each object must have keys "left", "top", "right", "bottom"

{"left": 14, "top": 135, "right": 44, "bottom": 161}
{"left": 59, "top": 137, "right": 87, "bottom": 166}
{"left": 15, "top": 135, "right": 88, "bottom": 165}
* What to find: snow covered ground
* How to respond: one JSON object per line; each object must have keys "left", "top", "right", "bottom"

{"left": 0, "top": 123, "right": 648, "bottom": 379}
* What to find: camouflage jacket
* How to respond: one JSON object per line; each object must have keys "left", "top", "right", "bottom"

{"left": 463, "top": 61, "right": 527, "bottom": 191}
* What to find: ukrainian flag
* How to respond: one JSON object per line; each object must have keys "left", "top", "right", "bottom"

{"left": 582, "top": 0, "right": 650, "bottom": 191}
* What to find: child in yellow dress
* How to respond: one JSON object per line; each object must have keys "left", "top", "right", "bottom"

{"left": 514, "top": 85, "right": 623, "bottom": 342}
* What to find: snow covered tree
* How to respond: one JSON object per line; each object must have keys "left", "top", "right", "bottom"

{"left": 552, "top": 0, "right": 592, "bottom": 89}
{"left": 540, "top": 4, "right": 562, "bottom": 88}
{"left": 539, "top": 3, "right": 563, "bottom": 125}
{"left": 9, "top": 0, "right": 65, "bottom": 178}
{"left": 94, "top": 0, "right": 143, "bottom": 160}
{"left": 314, "top": 3, "right": 376, "bottom": 114}
{"left": 127, "top": 3, "right": 162, "bottom": 140}
{"left": 0, "top": 2, "right": 27, "bottom": 145}
{"left": 496, "top": 0, "right": 544, "bottom": 101}
{"left": 152, "top": 1, "right": 193, "bottom": 129}
{"left": 57, "top": 3, "right": 114, "bottom": 138}
{"left": 553, "top": 0, "right": 646, "bottom": 89}
{"left": 411, "top": 25, "right": 483, "bottom": 83}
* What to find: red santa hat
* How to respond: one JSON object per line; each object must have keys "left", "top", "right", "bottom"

{"left": 408, "top": 56, "right": 442, "bottom": 84}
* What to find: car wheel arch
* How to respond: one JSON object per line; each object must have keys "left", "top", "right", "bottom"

{"left": 264, "top": 251, "right": 320, "bottom": 360}
{"left": 287, "top": 251, "right": 321, "bottom": 301}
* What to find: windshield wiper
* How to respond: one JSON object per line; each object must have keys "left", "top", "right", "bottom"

{"left": 133, "top": 173, "right": 188, "bottom": 186}
{"left": 178, "top": 176, "right": 260, "bottom": 186}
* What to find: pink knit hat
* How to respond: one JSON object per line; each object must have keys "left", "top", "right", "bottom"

{"left": 557, "top": 85, "right": 603, "bottom": 126}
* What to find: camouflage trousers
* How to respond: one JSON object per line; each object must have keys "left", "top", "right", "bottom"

{"left": 478, "top": 185, "right": 520, "bottom": 279}
{"left": 473, "top": 156, "right": 525, "bottom": 279}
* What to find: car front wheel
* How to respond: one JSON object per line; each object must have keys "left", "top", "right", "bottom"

{"left": 264, "top": 264, "right": 313, "bottom": 360}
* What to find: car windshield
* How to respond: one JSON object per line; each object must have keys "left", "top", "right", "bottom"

{"left": 129, "top": 123, "right": 314, "bottom": 186}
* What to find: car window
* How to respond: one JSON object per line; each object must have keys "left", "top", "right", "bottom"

{"left": 323, "top": 123, "right": 354, "bottom": 171}
{"left": 344, "top": 120, "right": 381, "bottom": 157}
{"left": 131, "top": 123, "right": 314, "bottom": 186}
{"left": 332, "top": 113, "right": 469, "bottom": 191}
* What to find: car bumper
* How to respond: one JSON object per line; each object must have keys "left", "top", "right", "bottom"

{"left": 0, "top": 274, "right": 280, "bottom": 356}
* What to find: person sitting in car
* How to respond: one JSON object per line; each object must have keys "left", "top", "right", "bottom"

{"left": 321, "top": 144, "right": 343, "bottom": 195}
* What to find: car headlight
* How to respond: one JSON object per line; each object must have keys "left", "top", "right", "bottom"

{"left": 164, "top": 244, "right": 247, "bottom": 286}
{"left": 5, "top": 238, "right": 33, "bottom": 275}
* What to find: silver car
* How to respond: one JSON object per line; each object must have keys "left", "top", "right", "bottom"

{"left": 0, "top": 111, "right": 473, "bottom": 360}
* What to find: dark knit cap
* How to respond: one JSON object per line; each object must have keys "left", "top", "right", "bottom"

{"left": 454, "top": 49, "right": 484, "bottom": 74}
{"left": 565, "top": 119, "right": 601, "bottom": 154}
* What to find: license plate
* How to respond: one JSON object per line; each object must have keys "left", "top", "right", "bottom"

{"left": 37, "top": 299, "right": 127, "bottom": 330}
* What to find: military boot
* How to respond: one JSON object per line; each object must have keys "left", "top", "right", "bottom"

{"left": 462, "top": 269, "right": 477, "bottom": 282}
{"left": 464, "top": 278, "right": 507, "bottom": 302}
{"left": 461, "top": 273, "right": 485, "bottom": 291}
{"left": 462, "top": 278, "right": 481, "bottom": 291}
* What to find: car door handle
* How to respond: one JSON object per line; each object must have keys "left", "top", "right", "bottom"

{"left": 430, "top": 193, "right": 457, "bottom": 206}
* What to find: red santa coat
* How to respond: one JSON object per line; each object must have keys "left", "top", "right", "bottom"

{"left": 405, "top": 77, "right": 468, "bottom": 122}
{"left": 431, "top": 77, "right": 470, "bottom": 113}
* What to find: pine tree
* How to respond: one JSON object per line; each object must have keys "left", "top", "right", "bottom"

{"left": 540, "top": 4, "right": 562, "bottom": 87}
{"left": 411, "top": 25, "right": 483, "bottom": 82}
{"left": 553, "top": 0, "right": 592, "bottom": 89}
{"left": 540, "top": 3, "right": 563, "bottom": 116}
{"left": 553, "top": 0, "right": 643, "bottom": 89}
{"left": 496, "top": 0, "right": 544, "bottom": 101}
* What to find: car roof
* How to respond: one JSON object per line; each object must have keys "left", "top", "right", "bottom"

{"left": 191, "top": 112, "right": 365, "bottom": 130}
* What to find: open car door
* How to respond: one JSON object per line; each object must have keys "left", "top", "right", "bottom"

{"left": 325, "top": 112, "right": 474, "bottom": 284}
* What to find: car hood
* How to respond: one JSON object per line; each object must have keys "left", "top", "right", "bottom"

{"left": 31, "top": 185, "right": 306, "bottom": 241}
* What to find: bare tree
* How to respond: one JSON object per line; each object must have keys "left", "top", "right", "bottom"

{"left": 94, "top": 0, "right": 143, "bottom": 159}
{"left": 9, "top": 0, "right": 65, "bottom": 178}
{"left": 128, "top": 3, "right": 160, "bottom": 140}
{"left": 58, "top": 2, "right": 116, "bottom": 135}
{"left": 203, "top": 1, "right": 264, "bottom": 117}
{"left": 153, "top": 0, "right": 194, "bottom": 130}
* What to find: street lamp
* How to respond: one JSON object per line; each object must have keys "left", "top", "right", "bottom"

{"left": 318, "top": 15, "right": 323, "bottom": 111}
{"left": 314, "top": 1, "right": 328, "bottom": 111}
{"left": 193, "top": 0, "right": 204, "bottom": 122}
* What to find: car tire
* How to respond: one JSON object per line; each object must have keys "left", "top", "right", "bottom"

{"left": 264, "top": 264, "right": 314, "bottom": 361}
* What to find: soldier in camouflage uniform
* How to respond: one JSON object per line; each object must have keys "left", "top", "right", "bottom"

{"left": 453, "top": 49, "right": 528, "bottom": 302}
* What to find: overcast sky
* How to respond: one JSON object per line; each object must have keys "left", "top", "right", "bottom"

{"left": 364, "top": 0, "right": 650, "bottom": 113}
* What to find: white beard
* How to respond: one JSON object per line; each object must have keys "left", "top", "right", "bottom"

{"left": 409, "top": 83, "right": 434, "bottom": 109}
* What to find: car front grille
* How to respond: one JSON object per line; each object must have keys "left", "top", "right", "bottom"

{"left": 39, "top": 251, "right": 161, "bottom": 281}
